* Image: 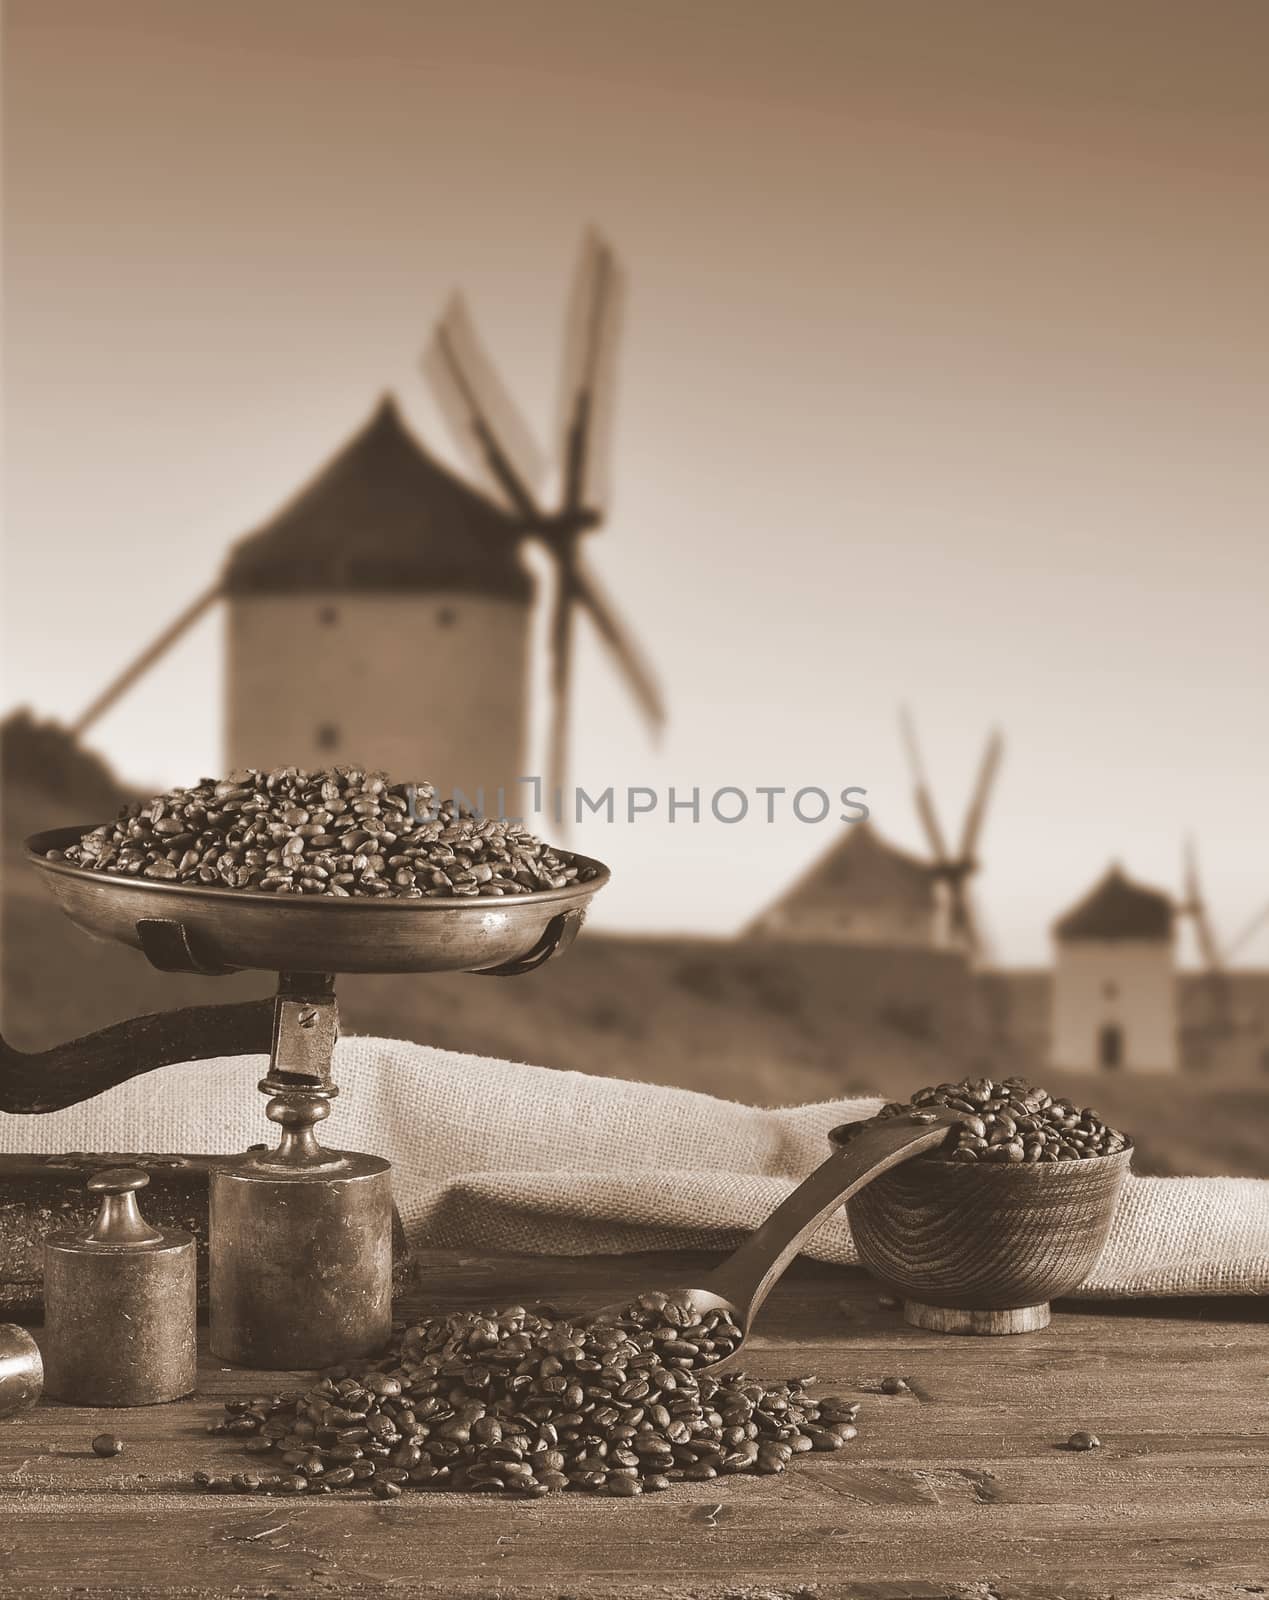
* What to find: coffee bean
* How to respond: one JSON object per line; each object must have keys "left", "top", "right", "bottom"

{"left": 873, "top": 1076, "right": 1127, "bottom": 1164}
{"left": 91, "top": 1434, "right": 124, "bottom": 1458}
{"left": 205, "top": 1295, "right": 867, "bottom": 1504}
{"left": 58, "top": 769, "right": 597, "bottom": 902}
{"left": 1065, "top": 1430, "right": 1102, "bottom": 1451}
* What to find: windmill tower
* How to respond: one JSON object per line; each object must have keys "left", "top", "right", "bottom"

{"left": 899, "top": 708, "right": 1004, "bottom": 962}
{"left": 1050, "top": 865, "right": 1177, "bottom": 1073}
{"left": 747, "top": 712, "right": 1002, "bottom": 958}
{"left": 220, "top": 398, "right": 532, "bottom": 802}
{"left": 69, "top": 233, "right": 664, "bottom": 810}
{"left": 746, "top": 821, "right": 939, "bottom": 947}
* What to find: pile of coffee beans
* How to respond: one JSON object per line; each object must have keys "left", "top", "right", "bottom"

{"left": 876, "top": 1075, "right": 1129, "bottom": 1164}
{"left": 194, "top": 1294, "right": 860, "bottom": 1499}
{"left": 49, "top": 767, "right": 595, "bottom": 900}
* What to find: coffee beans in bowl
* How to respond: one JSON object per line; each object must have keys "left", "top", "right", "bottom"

{"left": 194, "top": 1296, "right": 863, "bottom": 1499}
{"left": 47, "top": 767, "right": 596, "bottom": 901}
{"left": 839, "top": 1076, "right": 1133, "bottom": 1332}
{"left": 872, "top": 1074, "right": 1130, "bottom": 1164}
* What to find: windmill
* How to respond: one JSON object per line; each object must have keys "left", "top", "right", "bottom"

{"left": 1177, "top": 837, "right": 1269, "bottom": 1037}
{"left": 898, "top": 707, "right": 1004, "bottom": 961}
{"left": 67, "top": 231, "right": 664, "bottom": 810}
{"left": 424, "top": 229, "right": 665, "bottom": 807}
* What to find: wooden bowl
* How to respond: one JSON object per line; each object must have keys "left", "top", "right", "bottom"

{"left": 830, "top": 1122, "right": 1132, "bottom": 1335}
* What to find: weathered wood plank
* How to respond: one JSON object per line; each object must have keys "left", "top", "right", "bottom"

{"left": 0, "top": 1254, "right": 1264, "bottom": 1599}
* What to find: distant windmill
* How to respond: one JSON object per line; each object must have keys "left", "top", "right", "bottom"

{"left": 424, "top": 229, "right": 665, "bottom": 806}
{"left": 899, "top": 707, "right": 1004, "bottom": 961}
{"left": 68, "top": 231, "right": 664, "bottom": 809}
{"left": 1177, "top": 837, "right": 1269, "bottom": 1034}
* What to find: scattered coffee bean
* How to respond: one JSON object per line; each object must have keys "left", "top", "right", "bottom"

{"left": 196, "top": 1298, "right": 862, "bottom": 1499}
{"left": 54, "top": 768, "right": 595, "bottom": 901}
{"left": 1065, "top": 1430, "right": 1102, "bottom": 1451}
{"left": 91, "top": 1434, "right": 123, "bottom": 1458}
{"left": 875, "top": 1076, "right": 1129, "bottom": 1163}
{"left": 879, "top": 1376, "right": 908, "bottom": 1395}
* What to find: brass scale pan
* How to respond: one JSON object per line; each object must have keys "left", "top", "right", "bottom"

{"left": 23, "top": 824, "right": 611, "bottom": 977}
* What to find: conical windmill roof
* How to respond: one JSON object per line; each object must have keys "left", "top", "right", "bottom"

{"left": 1054, "top": 865, "right": 1174, "bottom": 943}
{"left": 749, "top": 821, "right": 935, "bottom": 934}
{"left": 223, "top": 397, "right": 532, "bottom": 599}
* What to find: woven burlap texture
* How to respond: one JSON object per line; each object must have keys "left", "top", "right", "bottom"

{"left": 7, "top": 1035, "right": 1266, "bottom": 1298}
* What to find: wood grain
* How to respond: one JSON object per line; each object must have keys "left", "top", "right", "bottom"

{"left": 0, "top": 1250, "right": 1264, "bottom": 1599}
{"left": 845, "top": 1148, "right": 1131, "bottom": 1312}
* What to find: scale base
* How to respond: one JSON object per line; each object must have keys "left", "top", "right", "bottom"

{"left": 903, "top": 1299, "right": 1050, "bottom": 1336}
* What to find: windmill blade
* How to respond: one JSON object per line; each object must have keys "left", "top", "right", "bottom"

{"left": 555, "top": 230, "right": 626, "bottom": 516}
{"left": 571, "top": 555, "right": 665, "bottom": 732}
{"left": 898, "top": 705, "right": 952, "bottom": 866}
{"left": 1183, "top": 835, "right": 1202, "bottom": 909}
{"left": 1183, "top": 837, "right": 1224, "bottom": 973}
{"left": 1227, "top": 900, "right": 1269, "bottom": 962}
{"left": 1194, "top": 902, "right": 1223, "bottom": 973}
{"left": 423, "top": 293, "right": 546, "bottom": 520}
{"left": 544, "top": 552, "right": 577, "bottom": 809}
{"left": 958, "top": 728, "right": 1003, "bottom": 862}
{"left": 945, "top": 877, "right": 984, "bottom": 960}
{"left": 71, "top": 583, "right": 221, "bottom": 738}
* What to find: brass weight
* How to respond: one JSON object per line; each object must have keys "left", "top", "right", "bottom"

{"left": 43, "top": 1168, "right": 196, "bottom": 1404}
{"left": 209, "top": 1093, "right": 392, "bottom": 1369}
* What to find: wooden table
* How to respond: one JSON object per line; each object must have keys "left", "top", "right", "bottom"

{"left": 3, "top": 1252, "right": 1266, "bottom": 1598}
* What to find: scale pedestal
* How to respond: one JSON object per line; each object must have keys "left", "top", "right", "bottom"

{"left": 207, "top": 974, "right": 393, "bottom": 1368}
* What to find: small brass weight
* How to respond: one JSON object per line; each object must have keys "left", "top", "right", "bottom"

{"left": 209, "top": 974, "right": 393, "bottom": 1369}
{"left": 44, "top": 1167, "right": 197, "bottom": 1404}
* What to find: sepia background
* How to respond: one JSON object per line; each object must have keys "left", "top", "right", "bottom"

{"left": 3, "top": 0, "right": 1268, "bottom": 1176}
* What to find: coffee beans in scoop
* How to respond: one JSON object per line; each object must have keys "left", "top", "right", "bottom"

{"left": 194, "top": 1296, "right": 861, "bottom": 1499}
{"left": 48, "top": 766, "right": 595, "bottom": 900}
{"left": 875, "top": 1075, "right": 1129, "bottom": 1164}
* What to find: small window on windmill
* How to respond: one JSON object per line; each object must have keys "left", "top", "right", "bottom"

{"left": 437, "top": 606, "right": 458, "bottom": 628}
{"left": 319, "top": 605, "right": 339, "bottom": 626}
{"left": 316, "top": 723, "right": 340, "bottom": 751}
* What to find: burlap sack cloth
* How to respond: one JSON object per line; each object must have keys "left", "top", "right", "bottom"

{"left": 6, "top": 1037, "right": 1267, "bottom": 1298}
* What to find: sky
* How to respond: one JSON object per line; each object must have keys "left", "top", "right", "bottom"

{"left": 3, "top": 0, "right": 1268, "bottom": 964}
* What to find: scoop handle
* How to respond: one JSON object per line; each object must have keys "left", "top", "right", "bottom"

{"left": 702, "top": 1108, "right": 963, "bottom": 1327}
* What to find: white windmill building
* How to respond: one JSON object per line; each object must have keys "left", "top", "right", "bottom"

{"left": 1050, "top": 865, "right": 1178, "bottom": 1073}
{"left": 1051, "top": 844, "right": 1269, "bottom": 1075}
{"left": 69, "top": 233, "right": 664, "bottom": 814}
{"left": 749, "top": 709, "right": 1004, "bottom": 960}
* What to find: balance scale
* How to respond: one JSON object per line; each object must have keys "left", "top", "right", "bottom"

{"left": 1, "top": 825, "right": 609, "bottom": 1369}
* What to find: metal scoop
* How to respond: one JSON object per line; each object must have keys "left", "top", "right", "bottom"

{"left": 589, "top": 1107, "right": 962, "bottom": 1362}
